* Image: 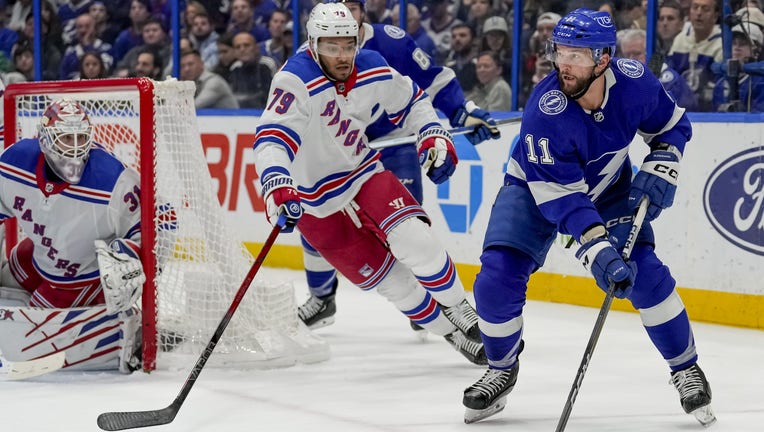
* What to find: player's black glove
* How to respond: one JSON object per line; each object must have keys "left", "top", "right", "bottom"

{"left": 450, "top": 101, "right": 500, "bottom": 145}
{"left": 629, "top": 146, "right": 680, "bottom": 221}
{"left": 575, "top": 226, "right": 637, "bottom": 299}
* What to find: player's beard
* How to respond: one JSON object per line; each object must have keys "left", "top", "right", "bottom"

{"left": 557, "top": 71, "right": 592, "bottom": 99}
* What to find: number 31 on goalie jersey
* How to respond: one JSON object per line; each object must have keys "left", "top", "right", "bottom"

{"left": 267, "top": 88, "right": 295, "bottom": 114}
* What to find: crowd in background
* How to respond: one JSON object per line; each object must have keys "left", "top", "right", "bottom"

{"left": 1, "top": 0, "right": 762, "bottom": 112}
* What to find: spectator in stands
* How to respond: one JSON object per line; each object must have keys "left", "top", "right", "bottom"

{"left": 59, "top": 0, "right": 95, "bottom": 47}
{"left": 658, "top": 0, "right": 686, "bottom": 55}
{"left": 618, "top": 28, "right": 698, "bottom": 110}
{"left": 713, "top": 19, "right": 764, "bottom": 112}
{"left": 183, "top": 0, "right": 207, "bottom": 34}
{"left": 130, "top": 46, "right": 163, "bottom": 79}
{"left": 11, "top": 41, "right": 34, "bottom": 81}
{"left": 227, "top": 0, "right": 270, "bottom": 44}
{"left": 467, "top": 51, "right": 511, "bottom": 111}
{"left": 667, "top": 0, "right": 723, "bottom": 111}
{"left": 7, "top": 0, "right": 31, "bottom": 32}
{"left": 89, "top": 1, "right": 121, "bottom": 45}
{"left": 112, "top": 0, "right": 152, "bottom": 65}
{"left": 445, "top": 23, "right": 478, "bottom": 92}
{"left": 189, "top": 11, "right": 220, "bottom": 69}
{"left": 59, "top": 13, "right": 113, "bottom": 79}
{"left": 227, "top": 31, "right": 274, "bottom": 108}
{"left": 467, "top": 0, "right": 493, "bottom": 37}
{"left": 620, "top": 0, "right": 647, "bottom": 29}
{"left": 162, "top": 36, "right": 193, "bottom": 77}
{"left": 531, "top": 51, "right": 553, "bottom": 87}
{"left": 528, "top": 11, "right": 560, "bottom": 55}
{"left": 114, "top": 17, "right": 169, "bottom": 77}
{"left": 422, "top": 0, "right": 463, "bottom": 66}
{"left": 212, "top": 32, "right": 237, "bottom": 81}
{"left": 391, "top": 3, "right": 436, "bottom": 59}
{"left": 180, "top": 50, "right": 240, "bottom": 109}
{"left": 479, "top": 16, "right": 511, "bottom": 83}
{"left": 76, "top": 50, "right": 109, "bottom": 78}
{"left": 366, "top": 0, "right": 392, "bottom": 24}
{"left": 259, "top": 9, "right": 290, "bottom": 67}
{"left": 0, "top": 3, "right": 18, "bottom": 61}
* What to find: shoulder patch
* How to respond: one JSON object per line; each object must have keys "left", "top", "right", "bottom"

{"left": 383, "top": 25, "right": 406, "bottom": 39}
{"left": 616, "top": 58, "right": 645, "bottom": 78}
{"left": 538, "top": 90, "right": 567, "bottom": 115}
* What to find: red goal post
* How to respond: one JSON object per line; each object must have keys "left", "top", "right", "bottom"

{"left": 3, "top": 78, "right": 328, "bottom": 371}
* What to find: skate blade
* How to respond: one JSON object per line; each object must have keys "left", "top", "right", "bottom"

{"left": 307, "top": 316, "right": 335, "bottom": 330}
{"left": 464, "top": 397, "right": 506, "bottom": 424}
{"left": 691, "top": 405, "right": 717, "bottom": 428}
{"left": 412, "top": 329, "right": 428, "bottom": 342}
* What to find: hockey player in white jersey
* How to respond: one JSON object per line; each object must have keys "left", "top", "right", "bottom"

{"left": 0, "top": 100, "right": 146, "bottom": 374}
{"left": 297, "top": 0, "right": 500, "bottom": 334}
{"left": 253, "top": 2, "right": 485, "bottom": 365}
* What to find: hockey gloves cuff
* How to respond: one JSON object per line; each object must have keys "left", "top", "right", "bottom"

{"left": 576, "top": 235, "right": 637, "bottom": 299}
{"left": 417, "top": 126, "right": 458, "bottom": 184}
{"left": 629, "top": 147, "right": 680, "bottom": 221}
{"left": 450, "top": 101, "right": 500, "bottom": 145}
{"left": 262, "top": 173, "right": 303, "bottom": 233}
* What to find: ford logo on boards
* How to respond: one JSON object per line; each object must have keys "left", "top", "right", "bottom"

{"left": 703, "top": 147, "right": 764, "bottom": 256}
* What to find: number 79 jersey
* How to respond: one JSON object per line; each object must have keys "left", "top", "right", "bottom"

{"left": 253, "top": 49, "right": 442, "bottom": 218}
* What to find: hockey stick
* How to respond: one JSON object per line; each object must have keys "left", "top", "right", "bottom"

{"left": 368, "top": 116, "right": 522, "bottom": 150}
{"left": 96, "top": 215, "right": 287, "bottom": 431}
{"left": 0, "top": 351, "right": 66, "bottom": 380}
{"left": 555, "top": 197, "right": 649, "bottom": 432}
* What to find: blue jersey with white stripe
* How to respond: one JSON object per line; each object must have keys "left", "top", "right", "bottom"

{"left": 506, "top": 58, "right": 692, "bottom": 241}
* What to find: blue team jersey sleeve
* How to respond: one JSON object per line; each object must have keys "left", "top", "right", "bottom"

{"left": 366, "top": 24, "right": 465, "bottom": 120}
{"left": 634, "top": 66, "right": 692, "bottom": 153}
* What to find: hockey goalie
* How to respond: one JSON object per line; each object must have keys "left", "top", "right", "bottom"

{"left": 0, "top": 99, "right": 150, "bottom": 377}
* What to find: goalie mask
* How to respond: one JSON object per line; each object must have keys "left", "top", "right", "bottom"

{"left": 38, "top": 100, "right": 93, "bottom": 184}
{"left": 307, "top": 3, "right": 359, "bottom": 81}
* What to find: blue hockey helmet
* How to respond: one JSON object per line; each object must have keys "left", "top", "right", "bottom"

{"left": 549, "top": 8, "right": 617, "bottom": 63}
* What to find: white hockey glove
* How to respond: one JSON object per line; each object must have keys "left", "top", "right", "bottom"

{"left": 96, "top": 239, "right": 145, "bottom": 314}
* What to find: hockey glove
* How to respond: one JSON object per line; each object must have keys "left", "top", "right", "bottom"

{"left": 575, "top": 229, "right": 637, "bottom": 299}
{"left": 262, "top": 173, "right": 302, "bottom": 233}
{"left": 629, "top": 147, "right": 680, "bottom": 221}
{"left": 96, "top": 239, "right": 145, "bottom": 314}
{"left": 450, "top": 100, "right": 500, "bottom": 145}
{"left": 417, "top": 127, "right": 458, "bottom": 184}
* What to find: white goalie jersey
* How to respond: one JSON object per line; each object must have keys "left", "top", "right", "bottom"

{"left": 253, "top": 48, "right": 443, "bottom": 218}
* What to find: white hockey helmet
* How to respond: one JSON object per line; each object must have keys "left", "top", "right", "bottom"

{"left": 306, "top": 3, "right": 359, "bottom": 72}
{"left": 38, "top": 99, "right": 93, "bottom": 184}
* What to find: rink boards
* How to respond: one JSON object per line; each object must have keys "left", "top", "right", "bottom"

{"left": 196, "top": 111, "right": 764, "bottom": 330}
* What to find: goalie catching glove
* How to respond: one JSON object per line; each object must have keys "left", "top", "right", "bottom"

{"left": 95, "top": 239, "right": 145, "bottom": 314}
{"left": 450, "top": 100, "right": 501, "bottom": 145}
{"left": 261, "top": 172, "right": 302, "bottom": 233}
{"left": 575, "top": 225, "right": 637, "bottom": 299}
{"left": 417, "top": 126, "right": 458, "bottom": 184}
{"left": 629, "top": 145, "right": 680, "bottom": 221}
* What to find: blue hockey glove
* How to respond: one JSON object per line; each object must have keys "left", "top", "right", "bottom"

{"left": 450, "top": 101, "right": 500, "bottom": 145}
{"left": 417, "top": 126, "right": 458, "bottom": 184}
{"left": 629, "top": 147, "right": 680, "bottom": 221}
{"left": 576, "top": 235, "right": 637, "bottom": 299}
{"left": 261, "top": 173, "right": 303, "bottom": 233}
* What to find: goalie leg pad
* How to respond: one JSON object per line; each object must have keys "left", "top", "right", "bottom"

{"left": 119, "top": 307, "right": 142, "bottom": 373}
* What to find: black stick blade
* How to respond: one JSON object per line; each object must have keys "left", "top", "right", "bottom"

{"left": 97, "top": 405, "right": 178, "bottom": 431}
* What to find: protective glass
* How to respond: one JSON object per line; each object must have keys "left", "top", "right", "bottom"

{"left": 545, "top": 40, "right": 597, "bottom": 66}
{"left": 316, "top": 39, "right": 358, "bottom": 57}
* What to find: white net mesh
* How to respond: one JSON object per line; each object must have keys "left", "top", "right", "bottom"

{"left": 8, "top": 78, "right": 329, "bottom": 370}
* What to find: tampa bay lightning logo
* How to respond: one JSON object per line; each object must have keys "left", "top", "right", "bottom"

{"left": 594, "top": 15, "right": 614, "bottom": 27}
{"left": 383, "top": 25, "right": 405, "bottom": 39}
{"left": 616, "top": 58, "right": 644, "bottom": 78}
{"left": 703, "top": 148, "right": 764, "bottom": 255}
{"left": 539, "top": 90, "right": 567, "bottom": 115}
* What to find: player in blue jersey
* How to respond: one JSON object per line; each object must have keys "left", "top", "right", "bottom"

{"left": 460, "top": 9, "right": 716, "bottom": 427}
{"left": 297, "top": 0, "right": 501, "bottom": 333}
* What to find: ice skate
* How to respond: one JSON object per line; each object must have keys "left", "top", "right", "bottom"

{"left": 409, "top": 320, "right": 428, "bottom": 341}
{"left": 670, "top": 363, "right": 716, "bottom": 427}
{"left": 463, "top": 364, "right": 519, "bottom": 424}
{"left": 444, "top": 329, "right": 487, "bottom": 365}
{"left": 442, "top": 299, "right": 481, "bottom": 342}
{"left": 298, "top": 294, "right": 336, "bottom": 329}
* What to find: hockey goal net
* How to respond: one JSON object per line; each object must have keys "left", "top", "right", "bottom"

{"left": 3, "top": 78, "right": 328, "bottom": 371}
